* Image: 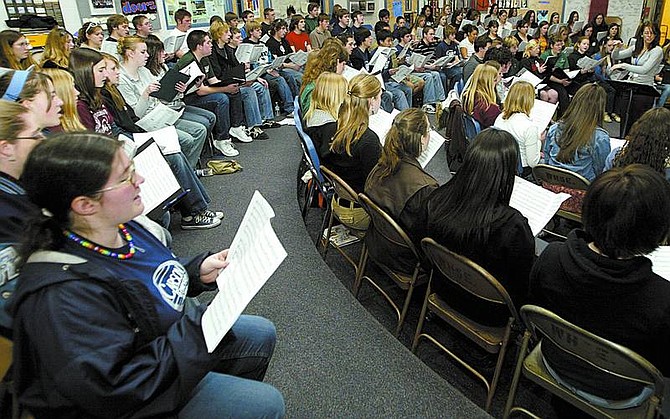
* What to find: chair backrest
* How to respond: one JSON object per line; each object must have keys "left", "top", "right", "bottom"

{"left": 321, "top": 165, "right": 359, "bottom": 204}
{"left": 295, "top": 113, "right": 326, "bottom": 185}
{"left": 293, "top": 95, "right": 303, "bottom": 126}
{"left": 420, "top": 237, "right": 518, "bottom": 316}
{"left": 520, "top": 305, "right": 665, "bottom": 400}
{"left": 358, "top": 193, "right": 421, "bottom": 261}
{"left": 462, "top": 112, "right": 481, "bottom": 144}
{"left": 532, "top": 164, "right": 591, "bottom": 191}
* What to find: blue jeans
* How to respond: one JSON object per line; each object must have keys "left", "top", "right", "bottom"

{"left": 241, "top": 83, "right": 274, "bottom": 127}
{"left": 656, "top": 84, "right": 670, "bottom": 108}
{"left": 184, "top": 93, "right": 231, "bottom": 141}
{"left": 178, "top": 315, "right": 285, "bottom": 418}
{"left": 440, "top": 66, "right": 463, "bottom": 92}
{"left": 263, "top": 73, "right": 294, "bottom": 113}
{"left": 416, "top": 71, "right": 446, "bottom": 104}
{"left": 182, "top": 105, "right": 216, "bottom": 138}
{"left": 278, "top": 68, "right": 302, "bottom": 96}
{"left": 174, "top": 118, "right": 207, "bottom": 168}
{"left": 381, "top": 91, "right": 394, "bottom": 112}
{"left": 165, "top": 152, "right": 211, "bottom": 217}
{"left": 385, "top": 81, "right": 411, "bottom": 110}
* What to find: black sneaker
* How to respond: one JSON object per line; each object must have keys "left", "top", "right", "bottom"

{"left": 181, "top": 213, "right": 222, "bottom": 230}
{"left": 249, "top": 127, "right": 270, "bottom": 140}
{"left": 260, "top": 120, "right": 281, "bottom": 129}
{"left": 202, "top": 209, "right": 224, "bottom": 220}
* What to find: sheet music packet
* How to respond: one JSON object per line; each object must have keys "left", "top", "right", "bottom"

{"left": 509, "top": 176, "right": 571, "bottom": 236}
{"left": 135, "top": 103, "right": 184, "bottom": 132}
{"left": 548, "top": 24, "right": 560, "bottom": 35}
{"left": 179, "top": 61, "right": 206, "bottom": 95}
{"left": 101, "top": 40, "right": 121, "bottom": 59}
{"left": 341, "top": 65, "right": 361, "bottom": 81}
{"left": 435, "top": 26, "right": 444, "bottom": 39}
{"left": 163, "top": 34, "right": 186, "bottom": 54}
{"left": 432, "top": 55, "right": 455, "bottom": 68}
{"left": 368, "top": 47, "right": 393, "bottom": 71}
{"left": 529, "top": 99, "right": 558, "bottom": 131}
{"left": 396, "top": 42, "right": 412, "bottom": 61}
{"left": 648, "top": 247, "right": 670, "bottom": 281}
{"left": 201, "top": 191, "right": 287, "bottom": 352}
{"left": 391, "top": 64, "right": 414, "bottom": 82}
{"left": 268, "top": 55, "right": 290, "bottom": 71}
{"left": 133, "top": 125, "right": 182, "bottom": 155}
{"left": 459, "top": 19, "right": 474, "bottom": 32}
{"left": 235, "top": 44, "right": 255, "bottom": 63}
{"left": 288, "top": 50, "right": 308, "bottom": 66}
{"left": 572, "top": 21, "right": 585, "bottom": 33}
{"left": 596, "top": 31, "right": 608, "bottom": 42}
{"left": 511, "top": 69, "right": 543, "bottom": 87}
{"left": 246, "top": 64, "right": 269, "bottom": 81}
{"left": 260, "top": 33, "right": 271, "bottom": 44}
{"left": 124, "top": 137, "right": 184, "bottom": 216}
{"left": 577, "top": 56, "right": 607, "bottom": 71}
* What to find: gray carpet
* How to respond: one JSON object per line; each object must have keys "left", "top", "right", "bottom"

{"left": 169, "top": 126, "right": 490, "bottom": 418}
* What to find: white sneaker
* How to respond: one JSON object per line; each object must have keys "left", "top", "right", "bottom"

{"left": 214, "top": 139, "right": 239, "bottom": 157}
{"left": 229, "top": 126, "right": 253, "bottom": 143}
{"left": 422, "top": 104, "right": 436, "bottom": 114}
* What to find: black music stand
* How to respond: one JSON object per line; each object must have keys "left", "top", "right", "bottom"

{"left": 609, "top": 80, "right": 660, "bottom": 138}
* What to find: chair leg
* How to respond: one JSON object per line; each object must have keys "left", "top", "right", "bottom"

{"left": 411, "top": 275, "right": 432, "bottom": 352}
{"left": 302, "top": 178, "right": 315, "bottom": 218}
{"left": 395, "top": 265, "right": 421, "bottom": 337}
{"left": 352, "top": 245, "right": 368, "bottom": 297}
{"left": 485, "top": 319, "right": 514, "bottom": 412}
{"left": 321, "top": 202, "right": 335, "bottom": 257}
{"left": 503, "top": 331, "right": 532, "bottom": 419}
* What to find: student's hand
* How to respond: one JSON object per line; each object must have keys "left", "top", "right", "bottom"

{"left": 245, "top": 62, "right": 251, "bottom": 70}
{"left": 561, "top": 79, "right": 571, "bottom": 86}
{"left": 268, "top": 69, "right": 280, "bottom": 77}
{"left": 537, "top": 62, "right": 547, "bottom": 73}
{"left": 142, "top": 82, "right": 161, "bottom": 98}
{"left": 389, "top": 68, "right": 398, "bottom": 75}
{"left": 257, "top": 77, "right": 269, "bottom": 88}
{"left": 165, "top": 52, "right": 175, "bottom": 61}
{"left": 221, "top": 84, "right": 240, "bottom": 94}
{"left": 286, "top": 63, "right": 301, "bottom": 71}
{"left": 610, "top": 63, "right": 624, "bottom": 71}
{"left": 540, "top": 129, "right": 547, "bottom": 143}
{"left": 200, "top": 249, "right": 230, "bottom": 284}
{"left": 306, "top": 44, "right": 312, "bottom": 52}
{"left": 175, "top": 81, "right": 187, "bottom": 93}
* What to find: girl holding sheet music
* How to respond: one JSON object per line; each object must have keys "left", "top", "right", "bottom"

{"left": 566, "top": 11, "right": 581, "bottom": 41}
{"left": 10, "top": 132, "right": 284, "bottom": 418}
{"left": 425, "top": 128, "right": 534, "bottom": 324}
{"left": 519, "top": 40, "right": 561, "bottom": 108}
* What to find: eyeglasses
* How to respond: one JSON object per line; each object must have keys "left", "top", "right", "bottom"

{"left": 13, "top": 41, "right": 29, "bottom": 48}
{"left": 93, "top": 162, "right": 137, "bottom": 194}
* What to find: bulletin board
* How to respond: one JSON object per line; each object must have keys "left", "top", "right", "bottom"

{"left": 163, "top": 0, "right": 229, "bottom": 27}
{"left": 3, "top": 0, "right": 64, "bottom": 26}
{"left": 524, "top": 0, "right": 562, "bottom": 24}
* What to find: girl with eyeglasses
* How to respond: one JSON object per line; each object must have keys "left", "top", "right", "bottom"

{"left": 10, "top": 132, "right": 285, "bottom": 418}
{"left": 0, "top": 30, "right": 36, "bottom": 70}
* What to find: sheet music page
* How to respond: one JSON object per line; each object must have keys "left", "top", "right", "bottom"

{"left": 417, "top": 130, "right": 446, "bottom": 168}
{"left": 235, "top": 44, "right": 254, "bottom": 62}
{"left": 250, "top": 45, "right": 267, "bottom": 64}
{"left": 529, "top": 99, "right": 558, "bottom": 131}
{"left": 610, "top": 137, "right": 626, "bottom": 150}
{"left": 369, "top": 47, "right": 392, "bottom": 68}
{"left": 201, "top": 191, "right": 287, "bottom": 352}
{"left": 509, "top": 176, "right": 571, "bottom": 236}
{"left": 135, "top": 104, "right": 183, "bottom": 132}
{"left": 246, "top": 64, "right": 268, "bottom": 81}
{"left": 179, "top": 61, "right": 205, "bottom": 86}
{"left": 459, "top": 19, "right": 474, "bottom": 31}
{"left": 572, "top": 21, "right": 585, "bottom": 32}
{"left": 341, "top": 65, "right": 361, "bottom": 81}
{"left": 260, "top": 34, "right": 270, "bottom": 43}
{"left": 101, "top": 41, "right": 120, "bottom": 59}
{"left": 370, "top": 51, "right": 390, "bottom": 74}
{"left": 515, "top": 70, "right": 543, "bottom": 87}
{"left": 369, "top": 108, "right": 400, "bottom": 144}
{"left": 289, "top": 50, "right": 308, "bottom": 66}
{"left": 133, "top": 126, "right": 181, "bottom": 155}
{"left": 391, "top": 64, "right": 414, "bottom": 83}
{"left": 397, "top": 42, "right": 411, "bottom": 60}
{"left": 133, "top": 142, "right": 182, "bottom": 214}
{"left": 648, "top": 246, "right": 670, "bottom": 281}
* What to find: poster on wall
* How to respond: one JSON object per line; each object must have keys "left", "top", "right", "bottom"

{"left": 164, "top": 0, "right": 226, "bottom": 26}
{"left": 89, "top": 0, "right": 117, "bottom": 15}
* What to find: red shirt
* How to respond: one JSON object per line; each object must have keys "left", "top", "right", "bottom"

{"left": 285, "top": 31, "right": 311, "bottom": 52}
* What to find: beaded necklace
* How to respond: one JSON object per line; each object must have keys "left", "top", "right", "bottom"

{"left": 63, "top": 224, "right": 136, "bottom": 260}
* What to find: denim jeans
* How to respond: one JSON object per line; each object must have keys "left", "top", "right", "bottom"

{"left": 381, "top": 91, "right": 394, "bottom": 112}
{"left": 278, "top": 68, "right": 302, "bottom": 96}
{"left": 241, "top": 83, "right": 274, "bottom": 127}
{"left": 177, "top": 315, "right": 285, "bottom": 418}
{"left": 263, "top": 73, "right": 294, "bottom": 113}
{"left": 415, "top": 71, "right": 446, "bottom": 104}
{"left": 174, "top": 118, "right": 207, "bottom": 168}
{"left": 441, "top": 66, "right": 463, "bottom": 92}
{"left": 184, "top": 93, "right": 231, "bottom": 141}
{"left": 385, "top": 81, "right": 411, "bottom": 110}
{"left": 182, "top": 105, "right": 216, "bottom": 138}
{"left": 165, "top": 152, "right": 211, "bottom": 217}
{"left": 656, "top": 83, "right": 670, "bottom": 107}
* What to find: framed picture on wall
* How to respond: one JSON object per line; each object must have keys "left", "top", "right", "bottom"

{"left": 89, "top": 0, "right": 117, "bottom": 15}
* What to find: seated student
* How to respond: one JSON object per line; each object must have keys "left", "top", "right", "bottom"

{"left": 433, "top": 25, "right": 464, "bottom": 91}
{"left": 261, "top": 7, "right": 276, "bottom": 36}
{"left": 544, "top": 83, "right": 610, "bottom": 181}
{"left": 265, "top": 20, "right": 303, "bottom": 94}
{"left": 514, "top": 19, "right": 531, "bottom": 55}
{"left": 519, "top": 40, "right": 560, "bottom": 108}
{"left": 408, "top": 26, "right": 448, "bottom": 112}
{"left": 310, "top": 13, "right": 332, "bottom": 50}
{"left": 494, "top": 80, "right": 542, "bottom": 177}
{"left": 39, "top": 27, "right": 74, "bottom": 71}
{"left": 593, "top": 39, "right": 622, "bottom": 122}
{"left": 132, "top": 14, "right": 153, "bottom": 38}
{"left": 321, "top": 74, "right": 383, "bottom": 230}
{"left": 411, "top": 14, "right": 428, "bottom": 40}
{"left": 461, "top": 64, "right": 501, "bottom": 128}
{"left": 39, "top": 68, "right": 84, "bottom": 133}
{"left": 534, "top": 20, "right": 549, "bottom": 54}
{"left": 176, "top": 29, "right": 253, "bottom": 156}
{"left": 286, "top": 15, "right": 312, "bottom": 52}
{"left": 373, "top": 30, "right": 412, "bottom": 111}
{"left": 0, "top": 30, "right": 36, "bottom": 70}
{"left": 299, "top": 40, "right": 348, "bottom": 111}
{"left": 304, "top": 3, "right": 321, "bottom": 34}
{"left": 69, "top": 48, "right": 117, "bottom": 136}
{"left": 459, "top": 24, "right": 479, "bottom": 59}
{"left": 0, "top": 70, "right": 63, "bottom": 276}
{"left": 106, "top": 14, "right": 130, "bottom": 43}
{"left": 599, "top": 22, "right": 622, "bottom": 47}
{"left": 364, "top": 108, "right": 438, "bottom": 273}
{"left": 606, "top": 107, "right": 670, "bottom": 179}
{"left": 10, "top": 132, "right": 285, "bottom": 418}
{"left": 77, "top": 22, "right": 105, "bottom": 51}
{"left": 392, "top": 15, "right": 407, "bottom": 40}
{"left": 115, "top": 38, "right": 210, "bottom": 166}
{"left": 462, "top": 36, "right": 492, "bottom": 84}
{"left": 578, "top": 23, "right": 600, "bottom": 56}
{"left": 168, "top": 8, "right": 194, "bottom": 60}
{"left": 224, "top": 11, "right": 239, "bottom": 30}
{"left": 331, "top": 8, "right": 352, "bottom": 37}
{"left": 375, "top": 8, "right": 391, "bottom": 34}
{"left": 304, "top": 72, "right": 347, "bottom": 156}
{"left": 530, "top": 164, "right": 670, "bottom": 408}
{"left": 426, "top": 128, "right": 534, "bottom": 323}
{"left": 209, "top": 21, "right": 272, "bottom": 140}
{"left": 484, "top": 20, "right": 503, "bottom": 44}
{"left": 349, "top": 28, "right": 373, "bottom": 71}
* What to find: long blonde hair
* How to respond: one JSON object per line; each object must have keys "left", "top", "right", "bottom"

{"left": 461, "top": 64, "right": 497, "bottom": 114}
{"left": 502, "top": 81, "right": 534, "bottom": 119}
{"left": 40, "top": 68, "right": 86, "bottom": 132}
{"left": 304, "top": 72, "right": 347, "bottom": 121}
{"left": 522, "top": 39, "right": 540, "bottom": 58}
{"left": 330, "top": 74, "right": 381, "bottom": 156}
{"left": 370, "top": 108, "right": 428, "bottom": 182}
{"left": 40, "top": 28, "right": 72, "bottom": 70}
{"left": 556, "top": 83, "right": 606, "bottom": 163}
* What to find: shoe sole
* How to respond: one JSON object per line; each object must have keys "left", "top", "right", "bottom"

{"left": 181, "top": 219, "right": 222, "bottom": 230}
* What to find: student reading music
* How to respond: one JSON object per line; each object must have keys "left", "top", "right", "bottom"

{"left": 364, "top": 108, "right": 438, "bottom": 273}
{"left": 321, "top": 74, "right": 383, "bottom": 230}
{"left": 304, "top": 72, "right": 347, "bottom": 158}
{"left": 0, "top": 30, "right": 36, "bottom": 70}
{"left": 10, "top": 132, "right": 285, "bottom": 418}
{"left": 460, "top": 64, "right": 501, "bottom": 129}
{"left": 39, "top": 27, "right": 75, "bottom": 71}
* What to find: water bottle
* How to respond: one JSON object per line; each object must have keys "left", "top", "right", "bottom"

{"left": 274, "top": 102, "right": 281, "bottom": 117}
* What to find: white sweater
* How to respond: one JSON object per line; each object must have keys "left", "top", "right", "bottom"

{"left": 494, "top": 112, "right": 541, "bottom": 167}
